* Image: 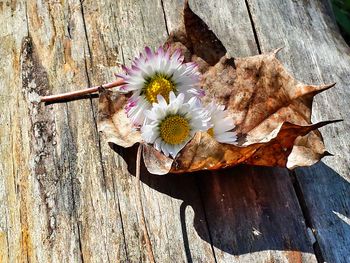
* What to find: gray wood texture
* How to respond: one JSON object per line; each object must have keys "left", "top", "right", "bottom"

{"left": 246, "top": 1, "right": 350, "bottom": 262}
{"left": 0, "top": 0, "right": 348, "bottom": 262}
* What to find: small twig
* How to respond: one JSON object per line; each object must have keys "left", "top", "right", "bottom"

{"left": 39, "top": 79, "right": 125, "bottom": 103}
{"left": 136, "top": 144, "right": 156, "bottom": 263}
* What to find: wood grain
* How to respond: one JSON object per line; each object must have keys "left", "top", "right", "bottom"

{"left": 161, "top": 2, "right": 316, "bottom": 262}
{"left": 0, "top": 0, "right": 346, "bottom": 262}
{"left": 246, "top": 0, "right": 350, "bottom": 262}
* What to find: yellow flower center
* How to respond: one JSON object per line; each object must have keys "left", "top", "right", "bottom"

{"left": 160, "top": 115, "right": 190, "bottom": 145}
{"left": 207, "top": 127, "right": 214, "bottom": 137}
{"left": 144, "top": 74, "right": 175, "bottom": 103}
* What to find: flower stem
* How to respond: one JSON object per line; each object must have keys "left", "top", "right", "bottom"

{"left": 39, "top": 79, "right": 125, "bottom": 103}
{"left": 136, "top": 144, "right": 156, "bottom": 263}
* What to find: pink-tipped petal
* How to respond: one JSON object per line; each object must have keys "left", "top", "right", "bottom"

{"left": 118, "top": 85, "right": 127, "bottom": 91}
{"left": 145, "top": 46, "right": 153, "bottom": 57}
{"left": 131, "top": 65, "right": 140, "bottom": 71}
{"left": 115, "top": 73, "right": 126, "bottom": 79}
{"left": 172, "top": 49, "right": 181, "bottom": 61}
{"left": 121, "top": 65, "right": 130, "bottom": 74}
{"left": 156, "top": 46, "right": 164, "bottom": 56}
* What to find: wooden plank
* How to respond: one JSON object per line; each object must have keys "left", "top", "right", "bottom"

{"left": 0, "top": 0, "right": 330, "bottom": 262}
{"left": 246, "top": 0, "right": 350, "bottom": 262}
{"left": 0, "top": 0, "right": 214, "bottom": 262}
{"left": 162, "top": 1, "right": 317, "bottom": 262}
{"left": 17, "top": 0, "right": 128, "bottom": 261}
{"left": 79, "top": 1, "right": 216, "bottom": 261}
{"left": 196, "top": 167, "right": 317, "bottom": 262}
{"left": 0, "top": 1, "right": 29, "bottom": 262}
{"left": 162, "top": 0, "right": 256, "bottom": 57}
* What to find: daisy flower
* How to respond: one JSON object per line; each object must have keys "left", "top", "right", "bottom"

{"left": 205, "top": 102, "right": 237, "bottom": 144}
{"left": 118, "top": 46, "right": 204, "bottom": 125}
{"left": 141, "top": 92, "right": 209, "bottom": 158}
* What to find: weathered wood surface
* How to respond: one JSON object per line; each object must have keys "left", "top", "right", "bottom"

{"left": 246, "top": 1, "right": 350, "bottom": 262}
{"left": 0, "top": 0, "right": 348, "bottom": 263}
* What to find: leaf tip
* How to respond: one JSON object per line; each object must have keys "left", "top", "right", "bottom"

{"left": 313, "top": 119, "right": 343, "bottom": 129}
{"left": 273, "top": 46, "right": 284, "bottom": 55}
{"left": 323, "top": 151, "right": 334, "bottom": 157}
{"left": 320, "top": 82, "right": 336, "bottom": 91}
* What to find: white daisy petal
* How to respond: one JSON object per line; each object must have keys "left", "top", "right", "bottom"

{"left": 141, "top": 125, "right": 159, "bottom": 143}
{"left": 157, "top": 95, "right": 168, "bottom": 108}
{"left": 205, "top": 102, "right": 238, "bottom": 144}
{"left": 216, "top": 133, "right": 237, "bottom": 145}
{"left": 161, "top": 142, "right": 169, "bottom": 157}
{"left": 169, "top": 91, "right": 177, "bottom": 102}
{"left": 169, "top": 143, "right": 185, "bottom": 158}
{"left": 214, "top": 120, "right": 235, "bottom": 134}
{"left": 154, "top": 138, "right": 162, "bottom": 152}
{"left": 118, "top": 46, "right": 202, "bottom": 125}
{"left": 144, "top": 109, "right": 158, "bottom": 121}
{"left": 141, "top": 93, "right": 209, "bottom": 158}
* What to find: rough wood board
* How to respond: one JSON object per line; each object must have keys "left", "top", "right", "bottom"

{"left": 0, "top": 0, "right": 213, "bottom": 262}
{"left": 163, "top": 1, "right": 317, "bottom": 262}
{"left": 0, "top": 1, "right": 29, "bottom": 262}
{"left": 3, "top": 0, "right": 127, "bottom": 261}
{"left": 246, "top": 0, "right": 350, "bottom": 262}
{"left": 79, "top": 1, "right": 215, "bottom": 262}
{"left": 2, "top": 0, "right": 345, "bottom": 262}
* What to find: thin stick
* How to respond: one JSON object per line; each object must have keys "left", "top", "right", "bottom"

{"left": 136, "top": 144, "right": 156, "bottom": 263}
{"left": 39, "top": 79, "right": 125, "bottom": 103}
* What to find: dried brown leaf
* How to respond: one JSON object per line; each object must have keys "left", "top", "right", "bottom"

{"left": 98, "top": 89, "right": 141, "bottom": 148}
{"left": 97, "top": 2, "right": 337, "bottom": 175}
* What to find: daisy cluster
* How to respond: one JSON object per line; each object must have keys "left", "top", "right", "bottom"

{"left": 118, "top": 46, "right": 237, "bottom": 158}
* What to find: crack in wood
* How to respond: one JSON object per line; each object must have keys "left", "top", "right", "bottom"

{"left": 64, "top": 101, "right": 85, "bottom": 263}
{"left": 160, "top": 0, "right": 170, "bottom": 36}
{"left": 289, "top": 171, "right": 326, "bottom": 263}
{"left": 78, "top": 1, "right": 131, "bottom": 261}
{"left": 245, "top": 0, "right": 262, "bottom": 54}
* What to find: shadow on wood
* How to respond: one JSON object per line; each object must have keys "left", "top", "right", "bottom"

{"left": 108, "top": 143, "right": 350, "bottom": 259}
{"left": 295, "top": 162, "right": 350, "bottom": 263}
